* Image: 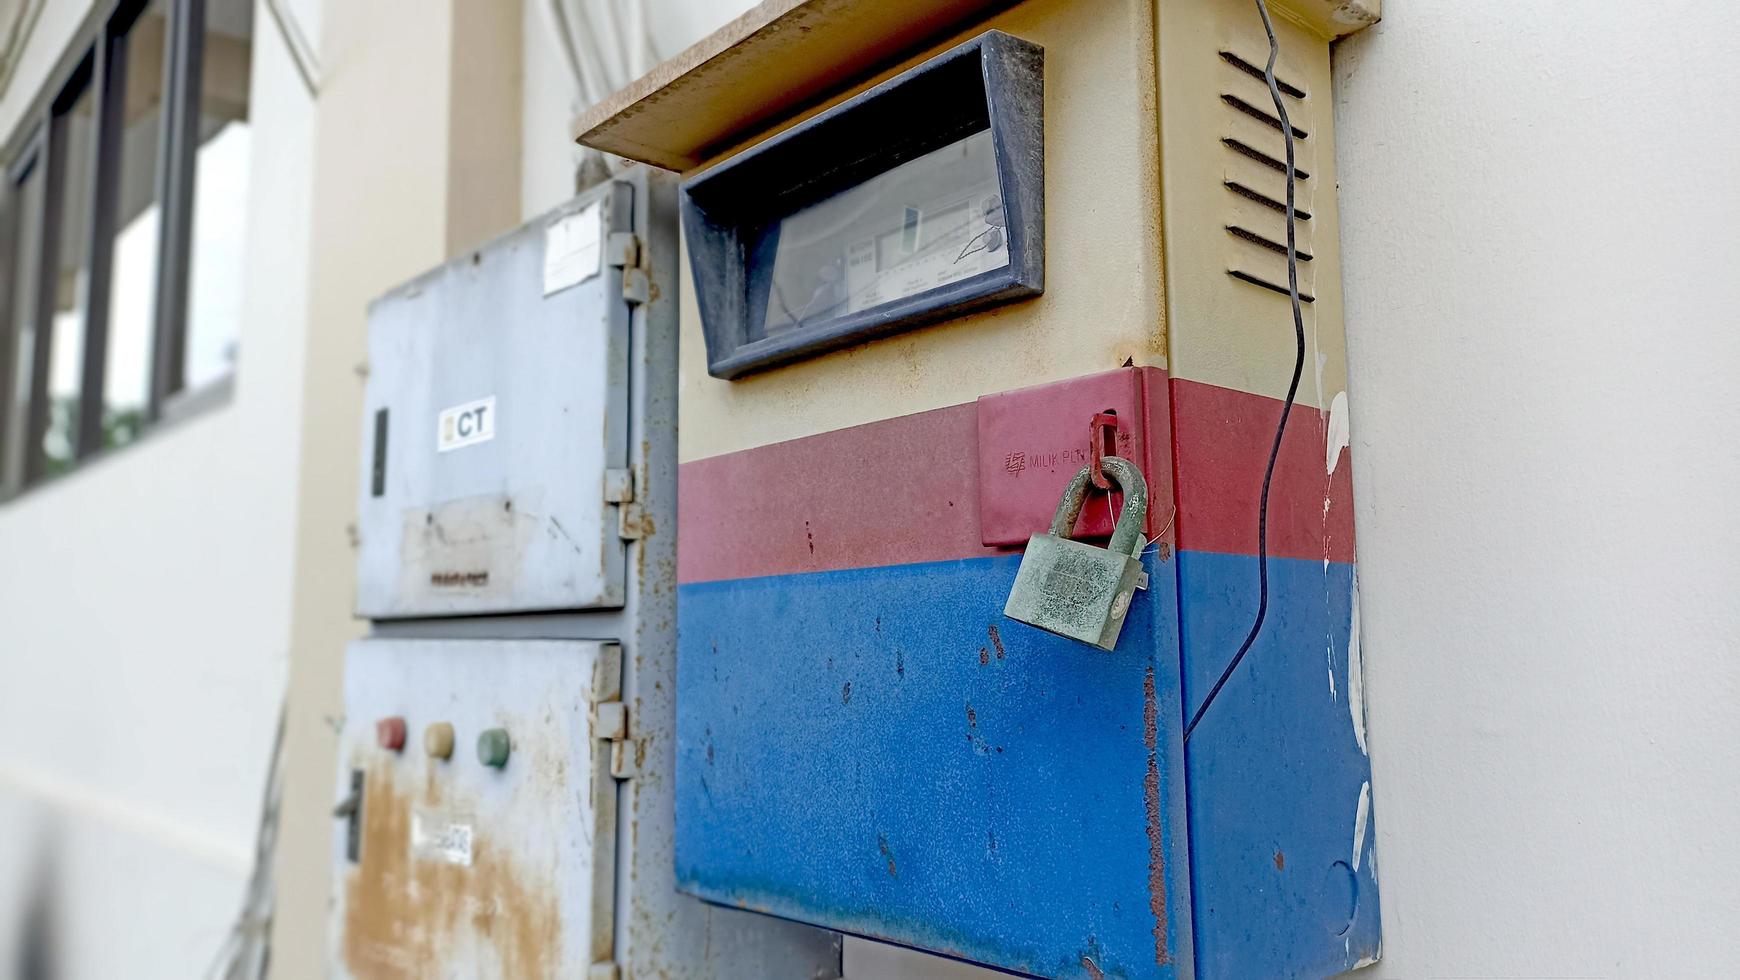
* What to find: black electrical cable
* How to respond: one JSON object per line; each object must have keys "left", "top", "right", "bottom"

{"left": 1182, "top": 0, "right": 1306, "bottom": 743}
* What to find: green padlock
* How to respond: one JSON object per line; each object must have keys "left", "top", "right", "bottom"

{"left": 1003, "top": 456, "right": 1148, "bottom": 651}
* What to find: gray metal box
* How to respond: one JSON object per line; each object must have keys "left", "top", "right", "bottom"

{"left": 328, "top": 637, "right": 621, "bottom": 978}
{"left": 355, "top": 181, "right": 639, "bottom": 618}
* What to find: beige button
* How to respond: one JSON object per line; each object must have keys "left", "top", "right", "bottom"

{"left": 424, "top": 722, "right": 456, "bottom": 760}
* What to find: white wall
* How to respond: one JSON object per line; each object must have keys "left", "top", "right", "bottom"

{"left": 1333, "top": 0, "right": 1740, "bottom": 975}
{"left": 0, "top": 1, "right": 315, "bottom": 975}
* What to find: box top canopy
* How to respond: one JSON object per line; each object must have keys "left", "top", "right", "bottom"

{"left": 571, "top": 0, "right": 1381, "bottom": 172}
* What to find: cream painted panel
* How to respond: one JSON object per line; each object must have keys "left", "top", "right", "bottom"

{"left": 1159, "top": 0, "right": 1347, "bottom": 408}
{"left": 677, "top": 0, "right": 1162, "bottom": 462}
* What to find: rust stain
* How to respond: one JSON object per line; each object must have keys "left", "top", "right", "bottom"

{"left": 988, "top": 624, "right": 1005, "bottom": 659}
{"left": 341, "top": 761, "right": 562, "bottom": 979}
{"left": 979, "top": 647, "right": 990, "bottom": 666}
{"left": 1081, "top": 955, "right": 1106, "bottom": 980}
{"left": 1274, "top": 850, "right": 1286, "bottom": 871}
{"left": 877, "top": 834, "right": 898, "bottom": 878}
{"left": 1142, "top": 666, "right": 1170, "bottom": 966}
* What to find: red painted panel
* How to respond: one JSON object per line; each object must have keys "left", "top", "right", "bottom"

{"left": 1169, "top": 379, "right": 1356, "bottom": 564}
{"left": 975, "top": 367, "right": 1174, "bottom": 546}
{"left": 677, "top": 376, "right": 1356, "bottom": 584}
{"left": 677, "top": 404, "right": 1002, "bottom": 584}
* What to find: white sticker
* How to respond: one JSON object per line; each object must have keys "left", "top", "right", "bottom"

{"left": 543, "top": 200, "right": 604, "bottom": 296}
{"left": 437, "top": 396, "right": 496, "bottom": 453}
{"left": 411, "top": 810, "right": 474, "bottom": 866}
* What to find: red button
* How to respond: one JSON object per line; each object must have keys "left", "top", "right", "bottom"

{"left": 376, "top": 716, "right": 408, "bottom": 751}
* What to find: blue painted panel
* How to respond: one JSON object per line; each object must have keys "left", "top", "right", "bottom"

{"left": 1176, "top": 552, "right": 1381, "bottom": 979}
{"left": 677, "top": 554, "right": 1193, "bottom": 979}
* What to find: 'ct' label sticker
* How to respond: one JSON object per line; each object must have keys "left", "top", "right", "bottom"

{"left": 437, "top": 396, "right": 496, "bottom": 453}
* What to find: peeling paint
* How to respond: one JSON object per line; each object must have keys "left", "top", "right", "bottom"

{"left": 1347, "top": 574, "right": 1367, "bottom": 756}
{"left": 341, "top": 761, "right": 561, "bottom": 978}
{"left": 1352, "top": 780, "right": 1371, "bottom": 873}
{"left": 1325, "top": 390, "right": 1350, "bottom": 476}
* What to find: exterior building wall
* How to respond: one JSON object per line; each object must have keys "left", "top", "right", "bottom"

{"left": 1333, "top": 1, "right": 1740, "bottom": 975}
{"left": 0, "top": 1, "right": 315, "bottom": 975}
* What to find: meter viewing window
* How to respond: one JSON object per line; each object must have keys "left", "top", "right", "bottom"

{"left": 681, "top": 31, "right": 1044, "bottom": 379}
{"left": 756, "top": 130, "right": 1008, "bottom": 339}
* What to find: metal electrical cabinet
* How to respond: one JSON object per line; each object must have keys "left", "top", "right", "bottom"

{"left": 354, "top": 188, "right": 636, "bottom": 619}
{"left": 329, "top": 171, "right": 840, "bottom": 978}
{"left": 575, "top": 0, "right": 1384, "bottom": 978}
{"left": 330, "top": 639, "right": 621, "bottom": 976}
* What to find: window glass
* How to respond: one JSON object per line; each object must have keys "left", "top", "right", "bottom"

{"left": 4, "top": 160, "right": 45, "bottom": 484}
{"left": 103, "top": 0, "right": 169, "bottom": 448}
{"left": 183, "top": 0, "right": 252, "bottom": 391}
{"left": 45, "top": 80, "right": 96, "bottom": 475}
{"left": 756, "top": 129, "right": 1007, "bottom": 341}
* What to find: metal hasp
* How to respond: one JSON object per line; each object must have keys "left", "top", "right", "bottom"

{"left": 1004, "top": 456, "right": 1149, "bottom": 650}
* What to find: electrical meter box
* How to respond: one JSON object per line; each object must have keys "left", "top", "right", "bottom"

{"left": 354, "top": 181, "right": 639, "bottom": 619}
{"left": 576, "top": 0, "right": 1383, "bottom": 978}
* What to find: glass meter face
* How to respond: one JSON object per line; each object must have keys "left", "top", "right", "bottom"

{"left": 754, "top": 130, "right": 1008, "bottom": 340}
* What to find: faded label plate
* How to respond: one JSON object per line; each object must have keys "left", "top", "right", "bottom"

{"left": 411, "top": 810, "right": 475, "bottom": 866}
{"left": 544, "top": 201, "right": 604, "bottom": 295}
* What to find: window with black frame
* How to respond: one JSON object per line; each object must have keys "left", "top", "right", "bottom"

{"left": 0, "top": 0, "right": 252, "bottom": 496}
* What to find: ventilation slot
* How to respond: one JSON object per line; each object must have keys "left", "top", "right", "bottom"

{"left": 1220, "top": 94, "right": 1309, "bottom": 139}
{"left": 1219, "top": 50, "right": 1308, "bottom": 99}
{"left": 1221, "top": 138, "right": 1311, "bottom": 181}
{"left": 1228, "top": 270, "right": 1316, "bottom": 304}
{"left": 1226, "top": 225, "right": 1313, "bottom": 262}
{"left": 1223, "top": 181, "right": 1313, "bottom": 222}
{"left": 1218, "top": 44, "right": 1317, "bottom": 304}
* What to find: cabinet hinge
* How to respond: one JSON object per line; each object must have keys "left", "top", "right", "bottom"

{"left": 604, "top": 231, "right": 640, "bottom": 268}
{"left": 621, "top": 267, "right": 650, "bottom": 306}
{"left": 617, "top": 501, "right": 647, "bottom": 541}
{"left": 592, "top": 700, "right": 637, "bottom": 779}
{"left": 603, "top": 468, "right": 635, "bottom": 504}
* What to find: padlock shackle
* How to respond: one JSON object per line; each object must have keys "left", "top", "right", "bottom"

{"left": 1047, "top": 456, "right": 1149, "bottom": 557}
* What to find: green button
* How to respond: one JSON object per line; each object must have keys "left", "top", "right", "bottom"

{"left": 476, "top": 728, "right": 511, "bottom": 768}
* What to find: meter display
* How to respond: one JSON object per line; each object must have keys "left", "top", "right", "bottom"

{"left": 680, "top": 31, "right": 1045, "bottom": 379}
{"left": 756, "top": 130, "right": 1008, "bottom": 340}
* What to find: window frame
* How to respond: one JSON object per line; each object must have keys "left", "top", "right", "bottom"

{"left": 0, "top": 0, "right": 242, "bottom": 493}
{"left": 0, "top": 134, "right": 43, "bottom": 498}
